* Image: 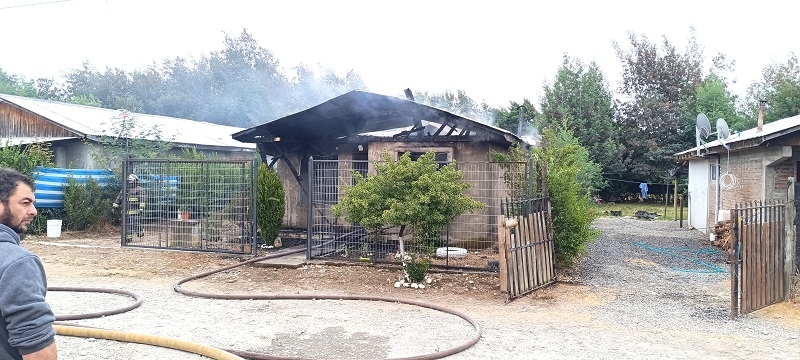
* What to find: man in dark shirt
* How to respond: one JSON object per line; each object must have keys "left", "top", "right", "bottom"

{"left": 0, "top": 168, "right": 58, "bottom": 360}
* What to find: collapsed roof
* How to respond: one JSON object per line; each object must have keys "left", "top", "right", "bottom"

{"left": 232, "top": 90, "right": 524, "bottom": 155}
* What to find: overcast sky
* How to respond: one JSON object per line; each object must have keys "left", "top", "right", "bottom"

{"left": 1, "top": 0, "right": 797, "bottom": 108}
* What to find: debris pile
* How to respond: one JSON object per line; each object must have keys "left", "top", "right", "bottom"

{"left": 634, "top": 210, "right": 659, "bottom": 220}
{"left": 713, "top": 221, "right": 734, "bottom": 256}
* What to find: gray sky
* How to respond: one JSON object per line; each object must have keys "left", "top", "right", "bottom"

{"left": 1, "top": 0, "right": 797, "bottom": 108}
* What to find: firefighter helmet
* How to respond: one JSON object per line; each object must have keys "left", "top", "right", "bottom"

{"left": 127, "top": 174, "right": 139, "bottom": 182}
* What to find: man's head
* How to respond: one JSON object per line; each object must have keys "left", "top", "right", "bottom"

{"left": 0, "top": 168, "right": 37, "bottom": 234}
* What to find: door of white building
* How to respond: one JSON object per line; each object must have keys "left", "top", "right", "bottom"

{"left": 688, "top": 159, "right": 710, "bottom": 234}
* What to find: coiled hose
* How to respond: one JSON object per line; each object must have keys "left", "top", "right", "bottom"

{"left": 52, "top": 246, "right": 482, "bottom": 360}
{"left": 50, "top": 286, "right": 245, "bottom": 359}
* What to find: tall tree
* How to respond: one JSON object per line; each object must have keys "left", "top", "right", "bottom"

{"left": 745, "top": 52, "right": 800, "bottom": 122}
{"left": 613, "top": 30, "right": 704, "bottom": 182}
{"left": 492, "top": 99, "right": 539, "bottom": 136}
{"left": 413, "top": 89, "right": 494, "bottom": 124}
{"left": 539, "top": 55, "right": 623, "bottom": 187}
{"left": 695, "top": 73, "right": 750, "bottom": 133}
{"left": 65, "top": 63, "right": 140, "bottom": 110}
{"left": 0, "top": 67, "right": 37, "bottom": 97}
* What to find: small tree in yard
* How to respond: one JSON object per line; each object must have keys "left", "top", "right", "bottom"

{"left": 534, "top": 126, "right": 601, "bottom": 266}
{"left": 88, "top": 109, "right": 174, "bottom": 172}
{"left": 332, "top": 151, "right": 484, "bottom": 283}
{"left": 491, "top": 126, "right": 601, "bottom": 266}
{"left": 257, "top": 163, "right": 285, "bottom": 246}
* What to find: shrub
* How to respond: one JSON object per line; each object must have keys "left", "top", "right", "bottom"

{"left": 333, "top": 150, "right": 484, "bottom": 282}
{"left": 403, "top": 255, "right": 431, "bottom": 283}
{"left": 63, "top": 176, "right": 113, "bottom": 230}
{"left": 333, "top": 151, "right": 484, "bottom": 244}
{"left": 257, "top": 163, "right": 285, "bottom": 246}
{"left": 0, "top": 139, "right": 54, "bottom": 178}
{"left": 535, "top": 127, "right": 601, "bottom": 265}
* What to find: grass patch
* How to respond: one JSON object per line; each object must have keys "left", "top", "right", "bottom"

{"left": 592, "top": 200, "right": 687, "bottom": 220}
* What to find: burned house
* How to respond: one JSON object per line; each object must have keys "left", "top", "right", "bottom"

{"left": 233, "top": 91, "right": 529, "bottom": 248}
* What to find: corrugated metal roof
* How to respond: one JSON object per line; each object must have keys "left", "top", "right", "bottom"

{"left": 0, "top": 94, "right": 255, "bottom": 150}
{"left": 676, "top": 113, "right": 800, "bottom": 158}
{"left": 232, "top": 90, "right": 523, "bottom": 146}
{"left": 0, "top": 136, "right": 77, "bottom": 147}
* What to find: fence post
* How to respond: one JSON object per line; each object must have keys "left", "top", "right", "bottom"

{"left": 306, "top": 156, "right": 314, "bottom": 261}
{"left": 497, "top": 215, "right": 509, "bottom": 294}
{"left": 730, "top": 206, "right": 739, "bottom": 319}
{"left": 786, "top": 177, "right": 796, "bottom": 298}
{"left": 251, "top": 159, "right": 258, "bottom": 256}
{"left": 120, "top": 157, "right": 129, "bottom": 246}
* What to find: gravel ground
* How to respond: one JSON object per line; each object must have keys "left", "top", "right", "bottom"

{"left": 45, "top": 217, "right": 800, "bottom": 359}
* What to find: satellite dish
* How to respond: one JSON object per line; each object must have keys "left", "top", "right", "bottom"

{"left": 697, "top": 113, "right": 712, "bottom": 138}
{"left": 717, "top": 118, "right": 730, "bottom": 150}
{"left": 695, "top": 113, "right": 731, "bottom": 155}
{"left": 716, "top": 118, "right": 730, "bottom": 140}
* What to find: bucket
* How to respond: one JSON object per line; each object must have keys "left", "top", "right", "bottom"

{"left": 46, "top": 219, "right": 62, "bottom": 238}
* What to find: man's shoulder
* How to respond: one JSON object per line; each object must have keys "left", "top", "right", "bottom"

{"left": 0, "top": 241, "right": 36, "bottom": 271}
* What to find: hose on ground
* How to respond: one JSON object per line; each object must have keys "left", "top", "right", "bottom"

{"left": 51, "top": 246, "right": 482, "bottom": 360}
{"left": 174, "top": 246, "right": 482, "bottom": 360}
{"left": 49, "top": 287, "right": 143, "bottom": 320}
{"left": 53, "top": 324, "right": 244, "bottom": 360}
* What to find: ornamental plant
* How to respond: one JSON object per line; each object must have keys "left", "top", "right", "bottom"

{"left": 332, "top": 150, "right": 484, "bottom": 281}
{"left": 257, "top": 163, "right": 285, "bottom": 246}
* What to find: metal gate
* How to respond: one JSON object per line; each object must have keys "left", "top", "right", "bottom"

{"left": 121, "top": 159, "right": 257, "bottom": 255}
{"left": 730, "top": 200, "right": 788, "bottom": 318}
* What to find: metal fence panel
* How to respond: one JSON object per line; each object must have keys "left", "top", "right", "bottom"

{"left": 306, "top": 158, "right": 536, "bottom": 271}
{"left": 122, "top": 159, "right": 257, "bottom": 255}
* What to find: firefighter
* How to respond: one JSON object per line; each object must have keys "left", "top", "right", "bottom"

{"left": 113, "top": 174, "right": 147, "bottom": 242}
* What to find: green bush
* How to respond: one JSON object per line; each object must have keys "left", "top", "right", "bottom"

{"left": 333, "top": 151, "right": 484, "bottom": 242}
{"left": 257, "top": 163, "right": 285, "bottom": 246}
{"left": 0, "top": 140, "right": 54, "bottom": 178}
{"left": 403, "top": 256, "right": 431, "bottom": 283}
{"left": 63, "top": 176, "right": 113, "bottom": 230}
{"left": 535, "top": 127, "right": 600, "bottom": 266}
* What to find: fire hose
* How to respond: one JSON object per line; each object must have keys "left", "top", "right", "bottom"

{"left": 51, "top": 246, "right": 483, "bottom": 360}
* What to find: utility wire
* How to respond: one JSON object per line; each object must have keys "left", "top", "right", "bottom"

{"left": 0, "top": 0, "right": 70, "bottom": 10}
{"left": 603, "top": 177, "right": 673, "bottom": 186}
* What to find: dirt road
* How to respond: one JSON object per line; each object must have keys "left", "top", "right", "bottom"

{"left": 24, "top": 217, "right": 800, "bottom": 359}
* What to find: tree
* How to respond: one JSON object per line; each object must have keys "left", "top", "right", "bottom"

{"left": 695, "top": 73, "right": 750, "bottom": 133}
{"left": 613, "top": 30, "right": 704, "bottom": 184}
{"left": 534, "top": 127, "right": 600, "bottom": 265}
{"left": 413, "top": 89, "right": 494, "bottom": 124}
{"left": 492, "top": 99, "right": 539, "bottom": 135}
{"left": 332, "top": 151, "right": 484, "bottom": 281}
{"left": 257, "top": 163, "right": 285, "bottom": 246}
{"left": 0, "top": 67, "right": 37, "bottom": 97}
{"left": 88, "top": 109, "right": 174, "bottom": 172}
{"left": 745, "top": 52, "right": 800, "bottom": 122}
{"left": 539, "top": 55, "right": 622, "bottom": 191}
{"left": 65, "top": 62, "right": 141, "bottom": 110}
